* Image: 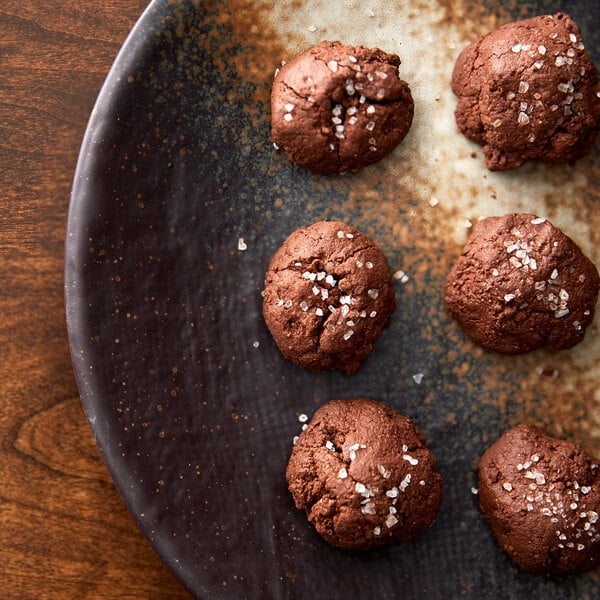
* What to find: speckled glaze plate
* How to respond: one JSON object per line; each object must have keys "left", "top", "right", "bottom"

{"left": 65, "top": 0, "right": 600, "bottom": 597}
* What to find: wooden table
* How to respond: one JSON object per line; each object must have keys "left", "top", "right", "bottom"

{"left": 0, "top": 1, "right": 190, "bottom": 597}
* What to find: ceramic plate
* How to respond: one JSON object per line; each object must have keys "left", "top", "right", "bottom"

{"left": 65, "top": 0, "right": 600, "bottom": 597}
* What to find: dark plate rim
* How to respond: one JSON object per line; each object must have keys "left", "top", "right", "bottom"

{"left": 64, "top": 0, "right": 198, "bottom": 595}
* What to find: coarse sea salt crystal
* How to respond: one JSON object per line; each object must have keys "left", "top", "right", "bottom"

{"left": 385, "top": 514, "right": 399, "bottom": 528}
{"left": 378, "top": 465, "right": 391, "bottom": 478}
{"left": 399, "top": 473, "right": 412, "bottom": 491}
{"left": 394, "top": 270, "right": 409, "bottom": 283}
{"left": 403, "top": 454, "right": 419, "bottom": 466}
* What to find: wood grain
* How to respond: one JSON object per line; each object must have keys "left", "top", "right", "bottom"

{"left": 0, "top": 1, "right": 190, "bottom": 597}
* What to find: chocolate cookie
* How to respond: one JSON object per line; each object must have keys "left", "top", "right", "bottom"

{"left": 444, "top": 213, "right": 599, "bottom": 354}
{"left": 286, "top": 398, "right": 443, "bottom": 550}
{"left": 262, "top": 221, "right": 396, "bottom": 374}
{"left": 271, "top": 41, "right": 414, "bottom": 174}
{"left": 452, "top": 13, "right": 600, "bottom": 170}
{"left": 478, "top": 423, "right": 600, "bottom": 574}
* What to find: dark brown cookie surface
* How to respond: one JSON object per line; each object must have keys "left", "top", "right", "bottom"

{"left": 286, "top": 398, "right": 443, "bottom": 550}
{"left": 478, "top": 423, "right": 600, "bottom": 574}
{"left": 452, "top": 13, "right": 600, "bottom": 170}
{"left": 271, "top": 41, "right": 414, "bottom": 174}
{"left": 263, "top": 221, "right": 396, "bottom": 374}
{"left": 444, "top": 213, "right": 599, "bottom": 354}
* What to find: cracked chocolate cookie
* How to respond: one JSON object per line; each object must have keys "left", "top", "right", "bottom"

{"left": 478, "top": 423, "right": 600, "bottom": 574}
{"left": 444, "top": 213, "right": 599, "bottom": 354}
{"left": 286, "top": 398, "right": 443, "bottom": 550}
{"left": 452, "top": 13, "right": 600, "bottom": 171}
{"left": 262, "top": 221, "right": 396, "bottom": 374}
{"left": 271, "top": 41, "right": 414, "bottom": 174}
